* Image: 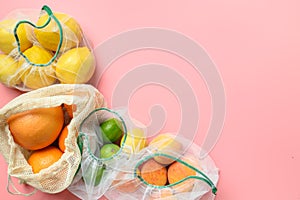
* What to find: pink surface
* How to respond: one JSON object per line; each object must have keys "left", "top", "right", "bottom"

{"left": 1, "top": 0, "right": 300, "bottom": 200}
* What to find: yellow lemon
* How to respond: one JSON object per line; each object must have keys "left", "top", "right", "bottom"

{"left": 149, "top": 133, "right": 182, "bottom": 165}
{"left": 0, "top": 19, "right": 32, "bottom": 54}
{"left": 55, "top": 47, "right": 95, "bottom": 84}
{"left": 121, "top": 128, "right": 147, "bottom": 154}
{"left": 34, "top": 13, "right": 82, "bottom": 52}
{"left": 0, "top": 54, "right": 21, "bottom": 86}
{"left": 19, "top": 46, "right": 56, "bottom": 89}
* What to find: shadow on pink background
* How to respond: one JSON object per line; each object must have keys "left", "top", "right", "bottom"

{"left": 1, "top": 0, "right": 300, "bottom": 199}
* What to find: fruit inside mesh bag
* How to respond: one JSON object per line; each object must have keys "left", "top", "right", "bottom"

{"left": 0, "top": 5, "right": 95, "bottom": 91}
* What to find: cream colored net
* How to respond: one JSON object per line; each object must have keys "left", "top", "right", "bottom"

{"left": 0, "top": 84, "right": 105, "bottom": 193}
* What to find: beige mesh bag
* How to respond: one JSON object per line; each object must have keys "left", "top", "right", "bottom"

{"left": 0, "top": 84, "right": 105, "bottom": 194}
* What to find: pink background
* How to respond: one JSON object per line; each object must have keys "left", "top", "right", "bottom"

{"left": 1, "top": 0, "right": 300, "bottom": 199}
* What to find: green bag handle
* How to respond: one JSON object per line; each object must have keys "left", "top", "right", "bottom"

{"left": 13, "top": 5, "right": 63, "bottom": 67}
{"left": 134, "top": 152, "right": 217, "bottom": 195}
{"left": 77, "top": 107, "right": 128, "bottom": 162}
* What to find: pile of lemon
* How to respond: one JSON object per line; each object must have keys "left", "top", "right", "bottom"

{"left": 0, "top": 13, "right": 95, "bottom": 90}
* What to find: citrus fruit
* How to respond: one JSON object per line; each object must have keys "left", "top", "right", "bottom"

{"left": 0, "top": 54, "right": 21, "bottom": 86}
{"left": 58, "top": 126, "right": 68, "bottom": 152}
{"left": 7, "top": 106, "right": 64, "bottom": 150}
{"left": 100, "top": 144, "right": 120, "bottom": 159}
{"left": 55, "top": 47, "right": 95, "bottom": 84}
{"left": 0, "top": 19, "right": 32, "bottom": 54}
{"left": 83, "top": 164, "right": 105, "bottom": 186}
{"left": 19, "top": 45, "right": 56, "bottom": 89}
{"left": 167, "top": 160, "right": 196, "bottom": 184}
{"left": 140, "top": 159, "right": 167, "bottom": 186}
{"left": 100, "top": 118, "right": 123, "bottom": 143}
{"left": 149, "top": 133, "right": 182, "bottom": 165}
{"left": 168, "top": 155, "right": 200, "bottom": 193}
{"left": 34, "top": 13, "right": 82, "bottom": 51}
{"left": 120, "top": 128, "right": 146, "bottom": 154}
{"left": 27, "top": 146, "right": 63, "bottom": 173}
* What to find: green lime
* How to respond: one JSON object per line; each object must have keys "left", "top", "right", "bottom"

{"left": 77, "top": 136, "right": 84, "bottom": 154}
{"left": 100, "top": 118, "right": 123, "bottom": 143}
{"left": 100, "top": 144, "right": 120, "bottom": 159}
{"left": 75, "top": 135, "right": 85, "bottom": 176}
{"left": 83, "top": 165, "right": 105, "bottom": 186}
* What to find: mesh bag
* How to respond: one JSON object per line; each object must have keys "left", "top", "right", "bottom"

{"left": 0, "top": 5, "right": 95, "bottom": 91}
{"left": 0, "top": 84, "right": 105, "bottom": 194}
{"left": 104, "top": 135, "right": 219, "bottom": 200}
{"left": 68, "top": 108, "right": 147, "bottom": 200}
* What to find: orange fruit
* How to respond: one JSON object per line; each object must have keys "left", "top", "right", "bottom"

{"left": 7, "top": 106, "right": 64, "bottom": 150}
{"left": 167, "top": 160, "right": 196, "bottom": 184}
{"left": 168, "top": 155, "right": 201, "bottom": 193}
{"left": 58, "top": 126, "right": 68, "bottom": 152}
{"left": 28, "top": 146, "right": 63, "bottom": 173}
{"left": 140, "top": 159, "right": 167, "bottom": 186}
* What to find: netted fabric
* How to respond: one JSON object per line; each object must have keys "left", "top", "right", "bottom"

{"left": 0, "top": 84, "right": 105, "bottom": 193}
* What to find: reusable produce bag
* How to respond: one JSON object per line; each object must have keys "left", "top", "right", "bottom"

{"left": 68, "top": 108, "right": 147, "bottom": 200}
{"left": 0, "top": 84, "right": 105, "bottom": 194}
{"left": 104, "top": 136, "right": 219, "bottom": 200}
{"left": 0, "top": 5, "right": 95, "bottom": 91}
